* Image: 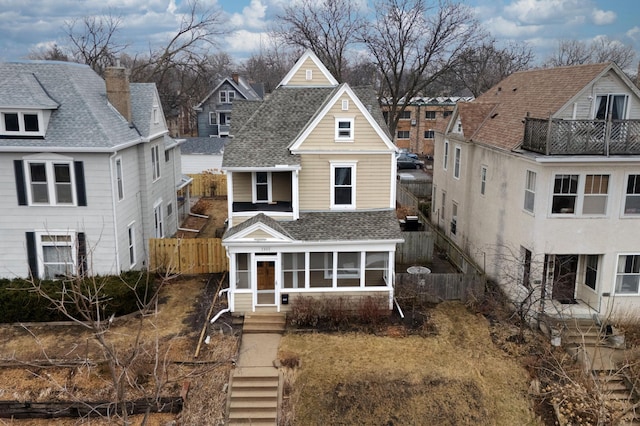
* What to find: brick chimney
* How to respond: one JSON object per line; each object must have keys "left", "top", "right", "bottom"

{"left": 232, "top": 72, "right": 239, "bottom": 84}
{"left": 104, "top": 67, "right": 132, "bottom": 123}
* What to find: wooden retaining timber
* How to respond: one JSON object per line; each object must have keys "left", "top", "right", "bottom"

{"left": 0, "top": 397, "right": 182, "bottom": 419}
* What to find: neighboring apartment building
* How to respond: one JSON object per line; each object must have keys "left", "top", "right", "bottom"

{"left": 0, "top": 62, "right": 183, "bottom": 279}
{"left": 432, "top": 62, "right": 640, "bottom": 318}
{"left": 383, "top": 97, "right": 472, "bottom": 156}
{"left": 221, "top": 50, "right": 403, "bottom": 314}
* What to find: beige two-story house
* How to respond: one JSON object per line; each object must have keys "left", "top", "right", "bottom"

{"left": 432, "top": 62, "right": 640, "bottom": 319}
{"left": 222, "top": 51, "right": 403, "bottom": 314}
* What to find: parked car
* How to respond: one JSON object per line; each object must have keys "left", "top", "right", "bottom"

{"left": 396, "top": 153, "right": 424, "bottom": 169}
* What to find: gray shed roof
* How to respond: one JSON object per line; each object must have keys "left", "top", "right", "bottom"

{"left": 222, "top": 86, "right": 337, "bottom": 168}
{"left": 224, "top": 210, "right": 402, "bottom": 242}
{"left": 0, "top": 61, "right": 155, "bottom": 151}
{"left": 180, "top": 137, "right": 228, "bottom": 155}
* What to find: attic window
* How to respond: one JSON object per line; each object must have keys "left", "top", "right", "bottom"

{"left": 342, "top": 100, "right": 349, "bottom": 110}
{"left": 306, "top": 69, "right": 313, "bottom": 80}
{"left": 1, "top": 111, "right": 44, "bottom": 137}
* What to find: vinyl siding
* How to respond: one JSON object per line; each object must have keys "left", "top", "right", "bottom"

{"left": 234, "top": 293, "right": 253, "bottom": 312}
{"left": 286, "top": 58, "right": 333, "bottom": 86}
{"left": 232, "top": 172, "right": 252, "bottom": 202}
{"left": 299, "top": 153, "right": 393, "bottom": 210}
{"left": 180, "top": 154, "right": 223, "bottom": 174}
{"left": 297, "top": 93, "right": 390, "bottom": 152}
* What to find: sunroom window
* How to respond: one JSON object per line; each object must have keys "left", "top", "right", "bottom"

{"left": 615, "top": 254, "right": 640, "bottom": 294}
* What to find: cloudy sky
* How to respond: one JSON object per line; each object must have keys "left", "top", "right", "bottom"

{"left": 1, "top": 0, "right": 638, "bottom": 68}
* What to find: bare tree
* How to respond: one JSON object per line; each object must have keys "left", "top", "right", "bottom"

{"left": 127, "top": 0, "right": 229, "bottom": 135}
{"left": 27, "top": 44, "right": 70, "bottom": 62}
{"left": 64, "top": 13, "right": 129, "bottom": 75}
{"left": 545, "top": 37, "right": 636, "bottom": 70}
{"left": 360, "top": 0, "right": 484, "bottom": 136}
{"left": 272, "top": 0, "right": 366, "bottom": 82}
{"left": 241, "top": 43, "right": 297, "bottom": 94}
{"left": 451, "top": 39, "right": 534, "bottom": 97}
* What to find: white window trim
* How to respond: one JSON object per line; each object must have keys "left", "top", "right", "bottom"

{"left": 480, "top": 166, "right": 487, "bottom": 195}
{"left": 396, "top": 130, "right": 410, "bottom": 139}
{"left": 151, "top": 145, "right": 161, "bottom": 182}
{"left": 524, "top": 170, "right": 536, "bottom": 213}
{"left": 453, "top": 145, "right": 461, "bottom": 179}
{"left": 623, "top": 173, "right": 640, "bottom": 217}
{"left": 153, "top": 105, "right": 159, "bottom": 124}
{"left": 342, "top": 100, "right": 349, "bottom": 111}
{"left": 1, "top": 110, "right": 45, "bottom": 137}
{"left": 25, "top": 159, "right": 76, "bottom": 206}
{"left": 550, "top": 174, "right": 610, "bottom": 217}
{"left": 153, "top": 200, "right": 164, "bottom": 238}
{"left": 209, "top": 111, "right": 215, "bottom": 125}
{"left": 335, "top": 117, "right": 355, "bottom": 142}
{"left": 615, "top": 253, "right": 640, "bottom": 295}
{"left": 306, "top": 69, "right": 313, "bottom": 80}
{"left": 35, "top": 230, "right": 77, "bottom": 280}
{"left": 443, "top": 139, "right": 449, "bottom": 170}
{"left": 228, "top": 91, "right": 235, "bottom": 102}
{"left": 252, "top": 171, "right": 273, "bottom": 203}
{"left": 219, "top": 91, "right": 227, "bottom": 103}
{"left": 330, "top": 161, "right": 357, "bottom": 210}
{"left": 451, "top": 201, "right": 458, "bottom": 236}
{"left": 115, "top": 157, "right": 124, "bottom": 201}
{"left": 127, "top": 221, "right": 136, "bottom": 268}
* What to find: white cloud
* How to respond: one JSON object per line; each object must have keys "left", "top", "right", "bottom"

{"left": 504, "top": 0, "right": 591, "bottom": 25}
{"left": 627, "top": 26, "right": 640, "bottom": 42}
{"left": 225, "top": 29, "right": 267, "bottom": 53}
{"left": 230, "top": 0, "right": 267, "bottom": 30}
{"left": 591, "top": 9, "right": 616, "bottom": 26}
{"left": 484, "top": 16, "right": 542, "bottom": 38}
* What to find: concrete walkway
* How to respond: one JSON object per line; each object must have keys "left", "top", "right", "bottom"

{"left": 227, "top": 331, "right": 283, "bottom": 425}
{"left": 237, "top": 333, "right": 282, "bottom": 367}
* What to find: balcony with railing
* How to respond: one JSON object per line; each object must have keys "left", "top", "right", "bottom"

{"left": 523, "top": 117, "right": 640, "bottom": 155}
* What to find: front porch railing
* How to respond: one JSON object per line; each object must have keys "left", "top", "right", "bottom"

{"left": 523, "top": 117, "right": 640, "bottom": 155}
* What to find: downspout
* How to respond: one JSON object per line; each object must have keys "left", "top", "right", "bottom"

{"left": 108, "top": 152, "right": 121, "bottom": 272}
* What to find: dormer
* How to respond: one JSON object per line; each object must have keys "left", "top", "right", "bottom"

{"left": 0, "top": 73, "right": 58, "bottom": 138}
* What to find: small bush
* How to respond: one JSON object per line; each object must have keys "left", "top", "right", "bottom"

{"left": 279, "top": 351, "right": 301, "bottom": 368}
{"left": 288, "top": 295, "right": 390, "bottom": 330}
{"left": 0, "top": 271, "right": 156, "bottom": 323}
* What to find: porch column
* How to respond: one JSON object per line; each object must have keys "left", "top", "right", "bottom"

{"left": 226, "top": 172, "right": 234, "bottom": 227}
{"left": 292, "top": 170, "right": 299, "bottom": 220}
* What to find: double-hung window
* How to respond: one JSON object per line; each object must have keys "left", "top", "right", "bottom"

{"left": 219, "top": 91, "right": 227, "bottom": 103}
{"left": 443, "top": 139, "right": 449, "bottom": 170}
{"left": 615, "top": 254, "right": 640, "bottom": 294}
{"left": 115, "top": 157, "right": 124, "bottom": 201}
{"left": 425, "top": 111, "right": 436, "bottom": 120}
{"left": 480, "top": 166, "right": 487, "bottom": 195}
{"left": 552, "top": 174, "right": 578, "bottom": 214}
{"left": 399, "top": 110, "right": 411, "bottom": 119}
{"left": 253, "top": 172, "right": 271, "bottom": 203}
{"left": 625, "top": 174, "right": 640, "bottom": 215}
{"left": 582, "top": 174, "right": 608, "bottom": 215}
{"left": 151, "top": 145, "right": 161, "bottom": 181}
{"left": 331, "top": 162, "right": 356, "bottom": 209}
{"left": 335, "top": 118, "right": 354, "bottom": 141}
{"left": 524, "top": 170, "right": 536, "bottom": 213}
{"left": 424, "top": 130, "right": 435, "bottom": 139}
{"left": 453, "top": 146, "right": 461, "bottom": 179}
{"left": 396, "top": 130, "right": 409, "bottom": 139}
{"left": 39, "top": 233, "right": 75, "bottom": 279}
{"left": 27, "top": 161, "right": 74, "bottom": 205}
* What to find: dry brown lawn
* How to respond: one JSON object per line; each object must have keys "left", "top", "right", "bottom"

{"left": 279, "top": 302, "right": 542, "bottom": 426}
{"left": 0, "top": 276, "right": 238, "bottom": 425}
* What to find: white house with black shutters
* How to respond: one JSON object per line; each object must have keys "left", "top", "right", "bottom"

{"left": 0, "top": 61, "right": 183, "bottom": 279}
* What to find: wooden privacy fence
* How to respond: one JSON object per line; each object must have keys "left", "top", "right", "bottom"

{"left": 395, "top": 272, "right": 485, "bottom": 303}
{"left": 397, "top": 231, "right": 434, "bottom": 264}
{"left": 187, "top": 173, "right": 227, "bottom": 197}
{"left": 149, "top": 238, "right": 228, "bottom": 274}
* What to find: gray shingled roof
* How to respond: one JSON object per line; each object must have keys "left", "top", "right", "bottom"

{"left": 0, "top": 61, "right": 144, "bottom": 150}
{"left": 224, "top": 210, "right": 402, "bottom": 242}
{"left": 353, "top": 86, "right": 392, "bottom": 140}
{"left": 222, "top": 86, "right": 337, "bottom": 168}
{"left": 181, "top": 137, "right": 228, "bottom": 155}
{"left": 0, "top": 72, "right": 59, "bottom": 109}
{"left": 130, "top": 83, "right": 157, "bottom": 138}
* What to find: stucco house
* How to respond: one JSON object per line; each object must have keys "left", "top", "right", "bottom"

{"left": 0, "top": 61, "right": 184, "bottom": 279}
{"left": 221, "top": 50, "right": 403, "bottom": 314}
{"left": 431, "top": 62, "right": 640, "bottom": 318}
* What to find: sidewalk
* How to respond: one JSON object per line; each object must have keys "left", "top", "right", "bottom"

{"left": 236, "top": 333, "right": 282, "bottom": 367}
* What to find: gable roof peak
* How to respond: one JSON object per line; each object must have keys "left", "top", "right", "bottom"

{"left": 277, "top": 49, "right": 339, "bottom": 88}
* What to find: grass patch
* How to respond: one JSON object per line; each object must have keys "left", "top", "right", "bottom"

{"left": 279, "top": 302, "right": 540, "bottom": 425}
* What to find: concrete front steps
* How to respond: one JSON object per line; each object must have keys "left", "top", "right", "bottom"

{"left": 242, "top": 313, "right": 286, "bottom": 334}
{"left": 227, "top": 366, "right": 280, "bottom": 425}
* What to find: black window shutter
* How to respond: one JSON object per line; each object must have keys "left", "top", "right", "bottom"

{"left": 74, "top": 161, "right": 87, "bottom": 206}
{"left": 14, "top": 160, "right": 27, "bottom": 206}
{"left": 77, "top": 232, "right": 87, "bottom": 277}
{"left": 25, "top": 232, "right": 38, "bottom": 279}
